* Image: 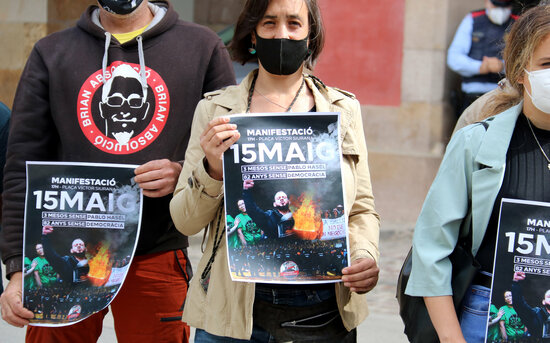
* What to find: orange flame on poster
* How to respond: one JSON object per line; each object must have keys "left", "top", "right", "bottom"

{"left": 291, "top": 193, "right": 323, "bottom": 240}
{"left": 87, "top": 242, "right": 112, "bottom": 287}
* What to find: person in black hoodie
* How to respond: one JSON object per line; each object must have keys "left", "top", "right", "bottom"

{"left": 41, "top": 226, "right": 90, "bottom": 286}
{"left": 0, "top": 1, "right": 235, "bottom": 342}
{"left": 0, "top": 101, "right": 9, "bottom": 296}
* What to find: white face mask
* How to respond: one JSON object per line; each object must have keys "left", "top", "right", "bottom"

{"left": 487, "top": 7, "right": 512, "bottom": 25}
{"left": 525, "top": 68, "right": 550, "bottom": 114}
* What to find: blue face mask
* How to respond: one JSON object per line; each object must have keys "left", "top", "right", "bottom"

{"left": 98, "top": 0, "right": 144, "bottom": 15}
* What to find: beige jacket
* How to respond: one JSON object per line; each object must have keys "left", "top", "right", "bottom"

{"left": 170, "top": 71, "right": 380, "bottom": 340}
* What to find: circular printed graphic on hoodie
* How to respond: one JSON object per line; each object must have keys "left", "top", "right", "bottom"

{"left": 77, "top": 61, "right": 170, "bottom": 155}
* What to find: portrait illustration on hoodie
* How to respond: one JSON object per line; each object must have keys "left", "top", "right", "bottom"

{"left": 77, "top": 61, "right": 170, "bottom": 155}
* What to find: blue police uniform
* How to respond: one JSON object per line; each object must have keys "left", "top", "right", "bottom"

{"left": 447, "top": 7, "right": 516, "bottom": 113}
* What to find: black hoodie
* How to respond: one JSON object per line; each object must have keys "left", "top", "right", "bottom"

{"left": 0, "top": 1, "right": 236, "bottom": 276}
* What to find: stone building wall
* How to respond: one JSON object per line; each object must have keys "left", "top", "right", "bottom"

{"left": 193, "top": 0, "right": 244, "bottom": 33}
{"left": 366, "top": 0, "right": 479, "bottom": 230}
{"left": 0, "top": 0, "right": 92, "bottom": 108}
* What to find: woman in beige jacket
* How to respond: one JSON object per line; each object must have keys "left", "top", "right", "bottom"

{"left": 170, "top": 0, "right": 380, "bottom": 341}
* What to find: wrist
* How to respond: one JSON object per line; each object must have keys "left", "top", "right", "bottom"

{"left": 5, "top": 256, "right": 23, "bottom": 278}
{"left": 172, "top": 161, "right": 183, "bottom": 171}
{"left": 203, "top": 158, "right": 223, "bottom": 180}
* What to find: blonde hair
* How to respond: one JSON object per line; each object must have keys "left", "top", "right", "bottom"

{"left": 483, "top": 4, "right": 550, "bottom": 118}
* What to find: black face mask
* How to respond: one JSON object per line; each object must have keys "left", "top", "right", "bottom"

{"left": 98, "top": 0, "right": 144, "bottom": 15}
{"left": 255, "top": 33, "right": 309, "bottom": 75}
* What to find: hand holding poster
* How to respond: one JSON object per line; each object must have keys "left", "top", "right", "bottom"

{"left": 222, "top": 113, "right": 350, "bottom": 283}
{"left": 23, "top": 162, "right": 142, "bottom": 326}
{"left": 486, "top": 198, "right": 550, "bottom": 342}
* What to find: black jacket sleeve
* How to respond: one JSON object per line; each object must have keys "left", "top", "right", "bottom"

{"left": 0, "top": 45, "right": 60, "bottom": 278}
{"left": 41, "top": 235, "right": 72, "bottom": 283}
{"left": 242, "top": 189, "right": 270, "bottom": 232}
{"left": 512, "top": 281, "right": 540, "bottom": 334}
{"left": 242, "top": 189, "right": 280, "bottom": 238}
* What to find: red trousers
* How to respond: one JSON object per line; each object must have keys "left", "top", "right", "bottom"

{"left": 26, "top": 249, "right": 191, "bottom": 343}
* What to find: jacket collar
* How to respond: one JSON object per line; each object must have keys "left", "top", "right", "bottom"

{"left": 470, "top": 102, "right": 522, "bottom": 253}
{"left": 474, "top": 102, "right": 523, "bottom": 169}
{"left": 209, "top": 69, "right": 351, "bottom": 114}
{"left": 306, "top": 75, "right": 350, "bottom": 112}
{"left": 207, "top": 70, "right": 254, "bottom": 112}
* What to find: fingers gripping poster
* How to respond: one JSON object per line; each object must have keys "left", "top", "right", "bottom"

{"left": 222, "top": 113, "right": 350, "bottom": 284}
{"left": 23, "top": 162, "right": 142, "bottom": 326}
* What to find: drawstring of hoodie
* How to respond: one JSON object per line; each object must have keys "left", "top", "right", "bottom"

{"left": 136, "top": 36, "right": 148, "bottom": 95}
{"left": 102, "top": 32, "right": 112, "bottom": 85}
{"left": 101, "top": 32, "right": 148, "bottom": 94}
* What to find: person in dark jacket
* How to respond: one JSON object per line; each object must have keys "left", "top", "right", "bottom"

{"left": 512, "top": 271, "right": 550, "bottom": 341}
{"left": 0, "top": 1, "right": 235, "bottom": 342}
{"left": 41, "top": 226, "right": 89, "bottom": 286}
{"left": 0, "top": 101, "right": 9, "bottom": 296}
{"left": 242, "top": 179, "right": 295, "bottom": 239}
{"left": 447, "top": 0, "right": 517, "bottom": 115}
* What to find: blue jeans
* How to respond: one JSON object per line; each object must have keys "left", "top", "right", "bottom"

{"left": 459, "top": 284, "right": 490, "bottom": 343}
{"left": 195, "top": 285, "right": 356, "bottom": 343}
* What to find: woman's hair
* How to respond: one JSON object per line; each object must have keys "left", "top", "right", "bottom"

{"left": 229, "top": 0, "right": 325, "bottom": 69}
{"left": 484, "top": 3, "right": 550, "bottom": 117}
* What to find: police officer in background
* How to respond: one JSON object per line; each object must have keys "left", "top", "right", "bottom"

{"left": 447, "top": 0, "right": 517, "bottom": 116}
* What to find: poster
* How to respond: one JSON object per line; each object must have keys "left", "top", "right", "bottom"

{"left": 22, "top": 162, "right": 142, "bottom": 326}
{"left": 486, "top": 198, "right": 550, "bottom": 342}
{"left": 222, "top": 113, "right": 350, "bottom": 283}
